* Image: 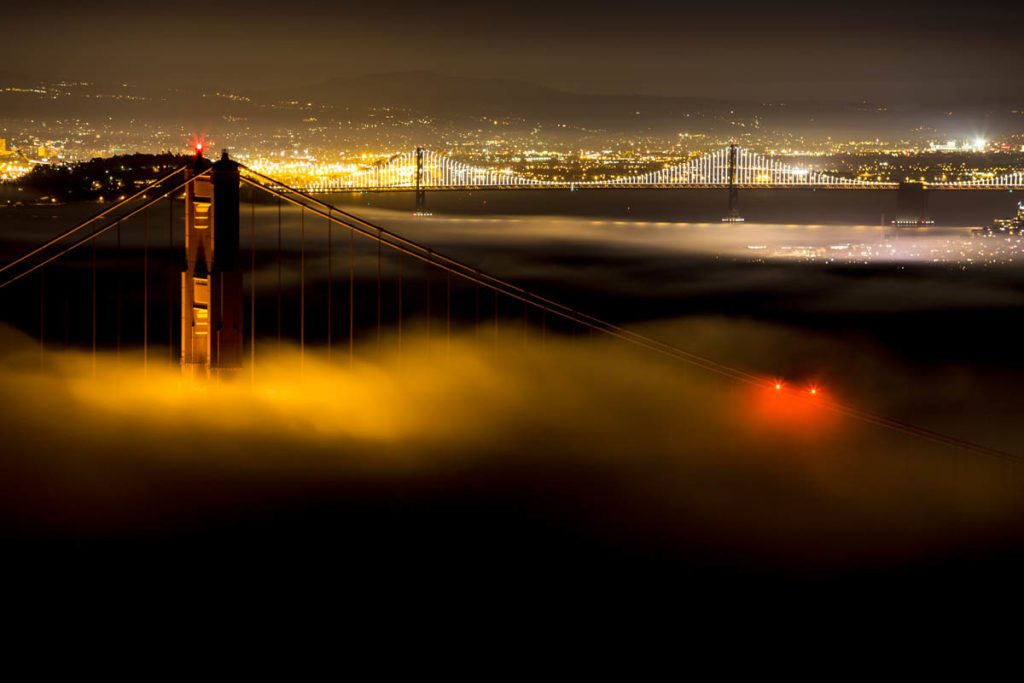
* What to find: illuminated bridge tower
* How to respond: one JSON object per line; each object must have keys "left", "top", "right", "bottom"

{"left": 722, "top": 142, "right": 744, "bottom": 223}
{"left": 181, "top": 149, "right": 243, "bottom": 376}
{"left": 414, "top": 146, "right": 428, "bottom": 215}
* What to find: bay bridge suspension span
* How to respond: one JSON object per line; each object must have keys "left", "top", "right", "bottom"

{"left": 281, "top": 144, "right": 1024, "bottom": 192}
{"left": 0, "top": 145, "right": 1021, "bottom": 469}
{"left": 259, "top": 143, "right": 1024, "bottom": 221}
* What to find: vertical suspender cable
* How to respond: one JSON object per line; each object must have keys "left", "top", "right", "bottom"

{"left": 277, "top": 197, "right": 282, "bottom": 350}
{"left": 426, "top": 262, "right": 432, "bottom": 338}
{"left": 377, "top": 229, "right": 382, "bottom": 350}
{"left": 300, "top": 206, "right": 305, "bottom": 369}
{"left": 397, "top": 249, "right": 403, "bottom": 354}
{"left": 446, "top": 270, "right": 451, "bottom": 355}
{"left": 327, "top": 209, "right": 333, "bottom": 362}
{"left": 523, "top": 301, "right": 527, "bottom": 345}
{"left": 250, "top": 187, "right": 256, "bottom": 382}
{"left": 38, "top": 268, "right": 44, "bottom": 369}
{"left": 143, "top": 206, "right": 148, "bottom": 375}
{"left": 91, "top": 223, "right": 97, "bottom": 375}
{"left": 168, "top": 194, "right": 173, "bottom": 362}
{"left": 116, "top": 220, "right": 122, "bottom": 363}
{"left": 348, "top": 228, "right": 354, "bottom": 366}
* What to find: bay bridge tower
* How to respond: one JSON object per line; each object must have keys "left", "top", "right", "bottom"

{"left": 414, "top": 146, "right": 428, "bottom": 215}
{"left": 722, "top": 142, "right": 744, "bottom": 223}
{"left": 181, "top": 148, "right": 243, "bottom": 375}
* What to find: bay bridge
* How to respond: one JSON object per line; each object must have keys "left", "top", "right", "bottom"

{"left": 0, "top": 145, "right": 1022, "bottom": 479}
{"left": 284, "top": 145, "right": 1024, "bottom": 192}
{"left": 270, "top": 143, "right": 1024, "bottom": 222}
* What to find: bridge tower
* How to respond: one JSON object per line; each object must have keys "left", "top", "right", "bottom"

{"left": 181, "top": 148, "right": 243, "bottom": 376}
{"left": 414, "top": 146, "right": 428, "bottom": 215}
{"left": 723, "top": 143, "right": 744, "bottom": 223}
{"left": 894, "top": 182, "right": 931, "bottom": 227}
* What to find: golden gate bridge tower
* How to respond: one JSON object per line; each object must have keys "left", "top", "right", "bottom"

{"left": 181, "top": 146, "right": 243, "bottom": 376}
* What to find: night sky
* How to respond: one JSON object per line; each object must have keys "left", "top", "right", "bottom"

{"left": 3, "top": 0, "right": 1021, "bottom": 101}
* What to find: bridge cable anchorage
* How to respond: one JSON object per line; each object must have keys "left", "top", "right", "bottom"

{"left": 0, "top": 165, "right": 188, "bottom": 278}
{"left": 236, "top": 169, "right": 1023, "bottom": 463}
{"left": 0, "top": 171, "right": 211, "bottom": 291}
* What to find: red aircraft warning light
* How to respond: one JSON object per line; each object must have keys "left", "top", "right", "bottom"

{"left": 189, "top": 134, "right": 208, "bottom": 156}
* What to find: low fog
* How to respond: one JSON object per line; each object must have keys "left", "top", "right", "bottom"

{"left": 2, "top": 317, "right": 1023, "bottom": 572}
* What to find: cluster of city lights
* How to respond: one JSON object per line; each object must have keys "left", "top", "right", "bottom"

{"left": 745, "top": 233, "right": 1024, "bottom": 267}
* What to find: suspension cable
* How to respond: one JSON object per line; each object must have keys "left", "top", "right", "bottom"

{"left": 0, "top": 165, "right": 187, "bottom": 276}
{"left": 240, "top": 165, "right": 761, "bottom": 381}
{"left": 239, "top": 173, "right": 1021, "bottom": 463}
{"left": 0, "top": 172, "right": 209, "bottom": 290}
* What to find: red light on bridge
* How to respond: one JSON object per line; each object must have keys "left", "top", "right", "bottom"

{"left": 189, "top": 134, "right": 208, "bottom": 155}
{"left": 744, "top": 379, "right": 838, "bottom": 439}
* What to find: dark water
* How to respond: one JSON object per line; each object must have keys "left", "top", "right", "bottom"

{"left": 325, "top": 186, "right": 1023, "bottom": 226}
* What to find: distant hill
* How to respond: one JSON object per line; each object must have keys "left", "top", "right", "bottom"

{"left": 268, "top": 70, "right": 745, "bottom": 128}
{"left": 14, "top": 153, "right": 189, "bottom": 201}
{"left": 1, "top": 71, "right": 1020, "bottom": 144}
{"left": 260, "top": 70, "right": 1023, "bottom": 136}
